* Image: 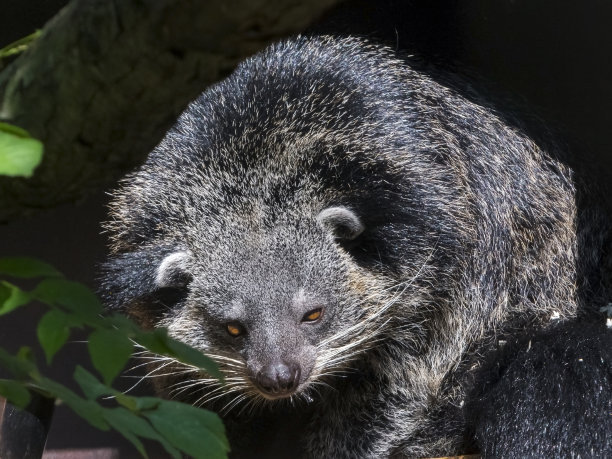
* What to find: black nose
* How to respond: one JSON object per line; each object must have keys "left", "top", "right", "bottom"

{"left": 255, "top": 361, "right": 301, "bottom": 397}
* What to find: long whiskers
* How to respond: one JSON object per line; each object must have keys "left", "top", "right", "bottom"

{"left": 313, "top": 248, "right": 436, "bottom": 379}
{"left": 121, "top": 345, "right": 251, "bottom": 410}
{"left": 118, "top": 249, "right": 435, "bottom": 413}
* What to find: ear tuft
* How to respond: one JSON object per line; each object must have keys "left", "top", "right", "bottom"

{"left": 155, "top": 251, "right": 193, "bottom": 288}
{"left": 317, "top": 206, "right": 365, "bottom": 241}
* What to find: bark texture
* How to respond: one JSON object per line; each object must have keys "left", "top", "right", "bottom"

{"left": 0, "top": 0, "right": 341, "bottom": 221}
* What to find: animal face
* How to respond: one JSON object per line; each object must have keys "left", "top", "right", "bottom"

{"left": 140, "top": 205, "right": 398, "bottom": 406}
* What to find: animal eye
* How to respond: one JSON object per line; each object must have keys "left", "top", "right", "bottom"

{"left": 226, "top": 322, "right": 244, "bottom": 337}
{"left": 302, "top": 308, "right": 323, "bottom": 323}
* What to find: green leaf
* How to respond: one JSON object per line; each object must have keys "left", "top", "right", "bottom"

{"left": 143, "top": 399, "right": 229, "bottom": 459}
{"left": 130, "top": 396, "right": 161, "bottom": 412}
{"left": 114, "top": 393, "right": 139, "bottom": 412}
{"left": 36, "top": 377, "right": 109, "bottom": 431}
{"left": 103, "top": 407, "right": 181, "bottom": 458}
{"left": 165, "top": 337, "right": 222, "bottom": 380}
{"left": 16, "top": 346, "right": 38, "bottom": 368}
{"left": 106, "top": 416, "right": 148, "bottom": 459}
{"left": 0, "top": 347, "right": 37, "bottom": 380}
{"left": 0, "top": 122, "right": 30, "bottom": 137}
{"left": 33, "top": 278, "right": 103, "bottom": 321}
{"left": 0, "top": 31, "right": 41, "bottom": 59}
{"left": 0, "top": 257, "right": 62, "bottom": 278}
{"left": 106, "top": 313, "right": 140, "bottom": 334}
{"left": 0, "top": 281, "right": 31, "bottom": 315}
{"left": 133, "top": 328, "right": 173, "bottom": 355}
{"left": 37, "top": 310, "right": 71, "bottom": 364}
{"left": 135, "top": 328, "right": 222, "bottom": 380}
{"left": 0, "top": 379, "right": 31, "bottom": 408}
{"left": 74, "top": 366, "right": 114, "bottom": 400}
{"left": 88, "top": 329, "right": 133, "bottom": 385}
{"left": 0, "top": 125, "right": 43, "bottom": 177}
{"left": 114, "top": 393, "right": 163, "bottom": 414}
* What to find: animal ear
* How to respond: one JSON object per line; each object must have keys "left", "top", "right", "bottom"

{"left": 100, "top": 248, "right": 191, "bottom": 310}
{"left": 155, "top": 251, "right": 193, "bottom": 288}
{"left": 317, "top": 206, "right": 365, "bottom": 241}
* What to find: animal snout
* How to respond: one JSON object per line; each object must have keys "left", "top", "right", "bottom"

{"left": 254, "top": 361, "right": 301, "bottom": 397}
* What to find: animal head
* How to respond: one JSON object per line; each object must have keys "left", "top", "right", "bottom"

{"left": 102, "top": 203, "right": 412, "bottom": 407}
{"left": 150, "top": 206, "right": 373, "bottom": 399}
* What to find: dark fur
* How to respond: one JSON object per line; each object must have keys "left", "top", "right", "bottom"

{"left": 101, "top": 35, "right": 611, "bottom": 457}
{"left": 465, "top": 320, "right": 612, "bottom": 457}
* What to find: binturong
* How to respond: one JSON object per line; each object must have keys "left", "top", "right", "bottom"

{"left": 100, "top": 35, "right": 612, "bottom": 458}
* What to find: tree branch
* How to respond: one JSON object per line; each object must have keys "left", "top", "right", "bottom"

{"left": 0, "top": 0, "right": 341, "bottom": 221}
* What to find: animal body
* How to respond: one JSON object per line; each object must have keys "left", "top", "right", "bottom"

{"left": 101, "top": 35, "right": 612, "bottom": 457}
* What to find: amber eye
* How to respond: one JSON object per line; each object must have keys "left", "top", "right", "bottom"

{"left": 226, "top": 322, "right": 244, "bottom": 337}
{"left": 302, "top": 308, "right": 323, "bottom": 323}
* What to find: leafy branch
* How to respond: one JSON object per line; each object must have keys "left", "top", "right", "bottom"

{"left": 0, "top": 121, "right": 228, "bottom": 457}
{"left": 0, "top": 256, "right": 229, "bottom": 458}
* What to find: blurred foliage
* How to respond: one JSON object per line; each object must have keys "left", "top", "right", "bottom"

{"left": 0, "top": 128, "right": 229, "bottom": 457}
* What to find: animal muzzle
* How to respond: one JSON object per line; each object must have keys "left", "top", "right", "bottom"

{"left": 252, "top": 360, "right": 301, "bottom": 398}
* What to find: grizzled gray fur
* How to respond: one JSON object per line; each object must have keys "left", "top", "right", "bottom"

{"left": 101, "top": 35, "right": 611, "bottom": 457}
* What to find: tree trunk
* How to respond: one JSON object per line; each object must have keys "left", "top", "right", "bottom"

{"left": 0, "top": 0, "right": 341, "bottom": 221}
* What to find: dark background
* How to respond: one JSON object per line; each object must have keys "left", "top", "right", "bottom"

{"left": 1, "top": 0, "right": 611, "bottom": 455}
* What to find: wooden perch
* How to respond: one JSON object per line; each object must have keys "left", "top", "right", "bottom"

{"left": 0, "top": 0, "right": 341, "bottom": 221}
